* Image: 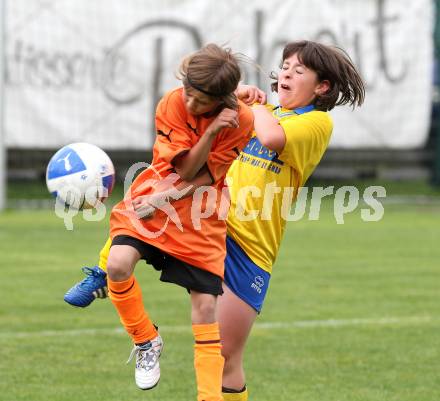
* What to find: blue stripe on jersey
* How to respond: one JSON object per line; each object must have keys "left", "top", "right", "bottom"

{"left": 273, "top": 104, "right": 315, "bottom": 118}
{"left": 241, "top": 137, "right": 284, "bottom": 165}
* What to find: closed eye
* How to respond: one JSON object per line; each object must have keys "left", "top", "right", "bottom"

{"left": 196, "top": 99, "right": 209, "bottom": 105}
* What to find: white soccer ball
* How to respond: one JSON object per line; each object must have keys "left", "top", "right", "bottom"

{"left": 46, "top": 143, "right": 115, "bottom": 210}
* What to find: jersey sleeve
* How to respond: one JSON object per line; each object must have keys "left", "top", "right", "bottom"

{"left": 154, "top": 89, "right": 193, "bottom": 165}
{"left": 206, "top": 104, "right": 254, "bottom": 183}
{"left": 278, "top": 112, "right": 333, "bottom": 179}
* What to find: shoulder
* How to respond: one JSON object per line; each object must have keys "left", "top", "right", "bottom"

{"left": 157, "top": 87, "right": 186, "bottom": 118}
{"left": 158, "top": 87, "right": 185, "bottom": 109}
{"left": 283, "top": 110, "right": 333, "bottom": 137}
{"left": 299, "top": 111, "right": 333, "bottom": 131}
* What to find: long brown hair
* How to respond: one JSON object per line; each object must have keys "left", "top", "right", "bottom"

{"left": 271, "top": 40, "right": 365, "bottom": 111}
{"left": 177, "top": 43, "right": 241, "bottom": 110}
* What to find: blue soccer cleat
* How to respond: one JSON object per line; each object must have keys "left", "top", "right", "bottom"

{"left": 64, "top": 266, "right": 108, "bottom": 307}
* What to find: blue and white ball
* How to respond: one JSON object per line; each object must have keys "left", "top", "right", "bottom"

{"left": 46, "top": 143, "right": 115, "bottom": 210}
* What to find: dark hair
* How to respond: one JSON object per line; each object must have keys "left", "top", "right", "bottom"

{"left": 177, "top": 43, "right": 241, "bottom": 110}
{"left": 270, "top": 40, "right": 365, "bottom": 111}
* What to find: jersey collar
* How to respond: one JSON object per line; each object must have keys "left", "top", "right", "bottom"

{"left": 273, "top": 104, "right": 315, "bottom": 118}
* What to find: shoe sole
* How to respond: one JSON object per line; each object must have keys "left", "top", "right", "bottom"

{"left": 64, "top": 298, "right": 91, "bottom": 308}
{"left": 139, "top": 378, "right": 160, "bottom": 391}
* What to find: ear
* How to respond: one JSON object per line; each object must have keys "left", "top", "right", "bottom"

{"left": 315, "top": 80, "right": 330, "bottom": 96}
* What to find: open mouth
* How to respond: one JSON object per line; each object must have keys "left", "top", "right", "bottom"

{"left": 280, "top": 83, "right": 291, "bottom": 91}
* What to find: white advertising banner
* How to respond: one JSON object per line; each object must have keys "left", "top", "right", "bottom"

{"left": 5, "top": 0, "right": 434, "bottom": 149}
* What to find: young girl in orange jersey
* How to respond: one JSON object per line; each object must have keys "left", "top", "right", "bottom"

{"left": 102, "top": 44, "right": 253, "bottom": 401}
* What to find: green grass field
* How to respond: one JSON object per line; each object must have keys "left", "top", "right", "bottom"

{"left": 1, "top": 182, "right": 440, "bottom": 401}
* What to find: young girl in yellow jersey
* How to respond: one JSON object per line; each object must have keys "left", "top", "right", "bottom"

{"left": 218, "top": 41, "right": 364, "bottom": 400}
{"left": 64, "top": 40, "right": 365, "bottom": 401}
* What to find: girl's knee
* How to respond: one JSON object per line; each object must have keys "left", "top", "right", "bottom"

{"left": 107, "top": 255, "right": 131, "bottom": 281}
{"left": 191, "top": 293, "right": 217, "bottom": 324}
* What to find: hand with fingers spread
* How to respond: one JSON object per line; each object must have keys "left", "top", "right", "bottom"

{"left": 236, "top": 84, "right": 267, "bottom": 106}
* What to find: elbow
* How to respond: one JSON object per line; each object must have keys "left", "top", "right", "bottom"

{"left": 174, "top": 167, "right": 194, "bottom": 182}
{"left": 256, "top": 130, "right": 285, "bottom": 154}
{"left": 199, "top": 174, "right": 214, "bottom": 186}
{"left": 254, "top": 121, "right": 285, "bottom": 153}
{"left": 258, "top": 135, "right": 272, "bottom": 149}
{"left": 258, "top": 135, "right": 280, "bottom": 152}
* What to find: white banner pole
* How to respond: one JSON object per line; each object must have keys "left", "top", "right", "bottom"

{"left": 0, "top": 0, "right": 5, "bottom": 211}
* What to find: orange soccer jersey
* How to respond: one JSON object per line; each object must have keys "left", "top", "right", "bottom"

{"left": 110, "top": 87, "right": 253, "bottom": 278}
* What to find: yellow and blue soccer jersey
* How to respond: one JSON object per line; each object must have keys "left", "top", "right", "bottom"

{"left": 226, "top": 104, "right": 333, "bottom": 274}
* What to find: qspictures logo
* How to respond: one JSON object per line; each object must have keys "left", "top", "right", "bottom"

{"left": 53, "top": 162, "right": 386, "bottom": 232}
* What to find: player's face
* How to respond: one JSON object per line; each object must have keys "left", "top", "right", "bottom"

{"left": 277, "top": 53, "right": 327, "bottom": 110}
{"left": 183, "top": 86, "right": 221, "bottom": 116}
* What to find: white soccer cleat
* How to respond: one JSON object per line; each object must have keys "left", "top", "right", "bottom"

{"left": 127, "top": 334, "right": 163, "bottom": 390}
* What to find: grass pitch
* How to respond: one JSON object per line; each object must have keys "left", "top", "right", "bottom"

{"left": 1, "top": 182, "right": 440, "bottom": 401}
